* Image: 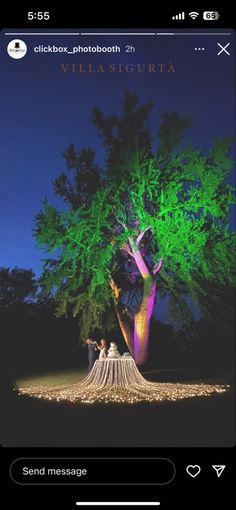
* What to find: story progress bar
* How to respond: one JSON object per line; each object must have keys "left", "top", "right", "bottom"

{"left": 75, "top": 504, "right": 161, "bottom": 507}
{"left": 4, "top": 32, "right": 232, "bottom": 36}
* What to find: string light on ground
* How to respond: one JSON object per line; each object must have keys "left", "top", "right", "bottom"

{"left": 17, "top": 358, "right": 229, "bottom": 405}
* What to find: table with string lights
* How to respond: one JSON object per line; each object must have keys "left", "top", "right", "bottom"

{"left": 18, "top": 355, "right": 228, "bottom": 404}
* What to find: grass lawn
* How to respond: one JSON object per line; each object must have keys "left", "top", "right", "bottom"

{"left": 16, "top": 367, "right": 233, "bottom": 389}
{"left": 16, "top": 369, "right": 87, "bottom": 388}
{"left": 8, "top": 368, "right": 234, "bottom": 448}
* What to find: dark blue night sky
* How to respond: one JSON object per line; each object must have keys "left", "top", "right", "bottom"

{"left": 1, "top": 29, "right": 235, "bottom": 286}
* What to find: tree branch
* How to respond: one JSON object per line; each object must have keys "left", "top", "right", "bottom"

{"left": 153, "top": 242, "right": 169, "bottom": 274}
{"left": 129, "top": 236, "right": 150, "bottom": 279}
{"left": 121, "top": 242, "right": 135, "bottom": 259}
{"left": 153, "top": 256, "right": 163, "bottom": 274}
{"left": 112, "top": 208, "right": 128, "bottom": 231}
{"left": 110, "top": 277, "right": 120, "bottom": 301}
{"left": 136, "top": 226, "right": 152, "bottom": 246}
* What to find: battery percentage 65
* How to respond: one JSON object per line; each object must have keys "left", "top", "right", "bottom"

{"left": 203, "top": 11, "right": 220, "bottom": 20}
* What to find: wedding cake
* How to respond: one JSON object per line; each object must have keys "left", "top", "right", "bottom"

{"left": 107, "top": 342, "right": 121, "bottom": 359}
{"left": 122, "top": 352, "right": 132, "bottom": 358}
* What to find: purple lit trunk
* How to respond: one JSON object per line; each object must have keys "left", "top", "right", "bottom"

{"left": 133, "top": 276, "right": 156, "bottom": 365}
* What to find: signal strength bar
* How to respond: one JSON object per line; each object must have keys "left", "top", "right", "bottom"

{"left": 172, "top": 12, "right": 185, "bottom": 20}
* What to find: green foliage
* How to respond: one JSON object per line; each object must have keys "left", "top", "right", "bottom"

{"left": 35, "top": 94, "right": 235, "bottom": 340}
{"left": 53, "top": 147, "right": 102, "bottom": 209}
{"left": 92, "top": 92, "right": 153, "bottom": 183}
{"left": 158, "top": 112, "right": 190, "bottom": 157}
{"left": 0, "top": 267, "right": 37, "bottom": 308}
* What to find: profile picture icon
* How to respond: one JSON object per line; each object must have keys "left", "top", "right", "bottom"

{"left": 7, "top": 39, "right": 27, "bottom": 59}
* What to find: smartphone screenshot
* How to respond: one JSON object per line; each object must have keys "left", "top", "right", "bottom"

{"left": 1, "top": 7, "right": 235, "bottom": 509}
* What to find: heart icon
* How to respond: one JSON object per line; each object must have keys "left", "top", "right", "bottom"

{"left": 186, "top": 465, "right": 201, "bottom": 478}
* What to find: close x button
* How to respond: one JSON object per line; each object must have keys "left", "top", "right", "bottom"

{"left": 217, "top": 42, "right": 230, "bottom": 55}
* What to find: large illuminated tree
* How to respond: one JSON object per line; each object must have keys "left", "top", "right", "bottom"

{"left": 35, "top": 95, "right": 235, "bottom": 365}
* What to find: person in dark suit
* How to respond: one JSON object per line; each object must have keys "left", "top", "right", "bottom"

{"left": 85, "top": 338, "right": 97, "bottom": 372}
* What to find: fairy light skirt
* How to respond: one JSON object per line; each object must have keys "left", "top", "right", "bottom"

{"left": 17, "top": 358, "right": 229, "bottom": 404}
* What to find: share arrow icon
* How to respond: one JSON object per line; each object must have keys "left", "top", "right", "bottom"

{"left": 212, "top": 465, "right": 226, "bottom": 478}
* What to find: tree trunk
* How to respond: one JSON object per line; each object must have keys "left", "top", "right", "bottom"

{"left": 133, "top": 276, "right": 156, "bottom": 365}
{"left": 110, "top": 277, "right": 134, "bottom": 355}
{"left": 110, "top": 229, "right": 159, "bottom": 365}
{"left": 114, "top": 303, "right": 134, "bottom": 356}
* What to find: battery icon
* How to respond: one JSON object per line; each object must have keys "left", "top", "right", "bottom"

{"left": 203, "top": 11, "right": 220, "bottom": 20}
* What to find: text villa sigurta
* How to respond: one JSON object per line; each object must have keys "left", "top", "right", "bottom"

{"left": 60, "top": 63, "right": 176, "bottom": 74}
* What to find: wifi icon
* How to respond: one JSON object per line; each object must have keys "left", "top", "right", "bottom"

{"left": 189, "top": 11, "right": 199, "bottom": 19}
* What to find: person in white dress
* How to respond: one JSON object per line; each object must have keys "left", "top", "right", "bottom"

{"left": 95, "top": 338, "right": 107, "bottom": 359}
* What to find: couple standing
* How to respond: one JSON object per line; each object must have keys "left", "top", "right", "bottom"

{"left": 85, "top": 338, "right": 107, "bottom": 372}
